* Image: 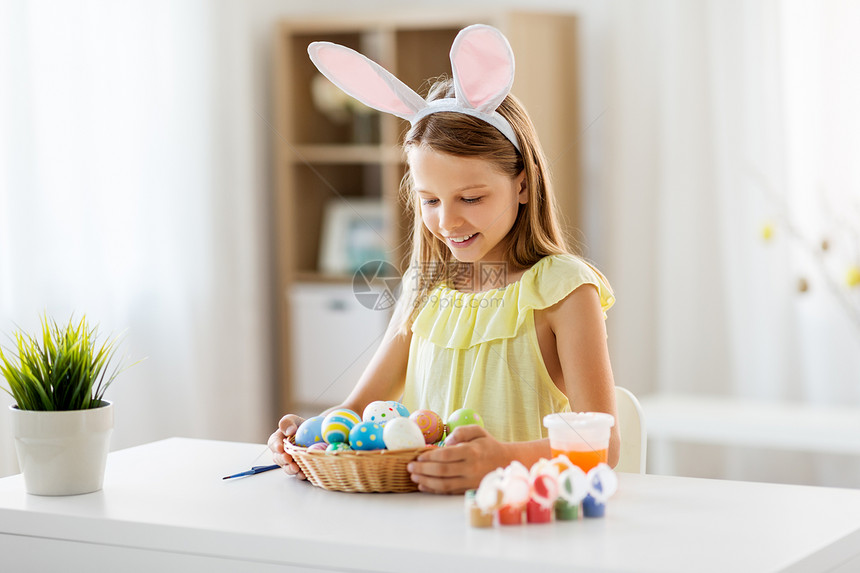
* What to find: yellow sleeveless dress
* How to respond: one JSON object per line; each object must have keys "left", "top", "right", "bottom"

{"left": 402, "top": 254, "right": 615, "bottom": 443}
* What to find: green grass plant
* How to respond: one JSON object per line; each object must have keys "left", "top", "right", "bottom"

{"left": 0, "top": 314, "right": 131, "bottom": 411}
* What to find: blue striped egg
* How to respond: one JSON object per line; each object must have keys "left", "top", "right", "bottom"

{"left": 322, "top": 409, "right": 360, "bottom": 444}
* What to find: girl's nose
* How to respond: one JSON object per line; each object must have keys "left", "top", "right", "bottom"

{"left": 438, "top": 203, "right": 463, "bottom": 232}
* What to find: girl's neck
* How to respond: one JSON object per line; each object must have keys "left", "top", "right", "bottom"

{"left": 446, "top": 260, "right": 530, "bottom": 293}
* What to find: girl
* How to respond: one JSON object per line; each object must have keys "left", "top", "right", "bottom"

{"left": 269, "top": 25, "right": 619, "bottom": 494}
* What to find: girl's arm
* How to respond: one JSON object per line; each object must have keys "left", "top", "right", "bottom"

{"left": 545, "top": 283, "right": 621, "bottom": 467}
{"left": 338, "top": 321, "right": 412, "bottom": 415}
{"left": 269, "top": 317, "right": 412, "bottom": 477}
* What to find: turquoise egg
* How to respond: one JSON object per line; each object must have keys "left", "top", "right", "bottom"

{"left": 294, "top": 415, "right": 325, "bottom": 447}
{"left": 326, "top": 442, "right": 352, "bottom": 453}
{"left": 349, "top": 421, "right": 386, "bottom": 450}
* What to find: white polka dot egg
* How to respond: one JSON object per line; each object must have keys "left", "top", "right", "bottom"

{"left": 362, "top": 400, "right": 403, "bottom": 425}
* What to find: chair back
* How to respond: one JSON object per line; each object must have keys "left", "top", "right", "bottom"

{"left": 615, "top": 386, "right": 647, "bottom": 473}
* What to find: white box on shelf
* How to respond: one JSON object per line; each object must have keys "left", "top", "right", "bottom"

{"left": 288, "top": 283, "right": 390, "bottom": 411}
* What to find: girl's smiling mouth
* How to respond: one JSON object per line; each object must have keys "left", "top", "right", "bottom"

{"left": 447, "top": 233, "right": 478, "bottom": 247}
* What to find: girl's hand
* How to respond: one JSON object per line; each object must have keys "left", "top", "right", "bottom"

{"left": 406, "top": 425, "right": 510, "bottom": 494}
{"left": 267, "top": 414, "right": 307, "bottom": 480}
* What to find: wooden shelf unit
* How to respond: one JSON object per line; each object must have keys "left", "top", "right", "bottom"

{"left": 271, "top": 12, "right": 581, "bottom": 414}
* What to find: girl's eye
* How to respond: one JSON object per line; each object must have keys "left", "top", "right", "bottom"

{"left": 462, "top": 197, "right": 482, "bottom": 204}
{"left": 421, "top": 198, "right": 438, "bottom": 206}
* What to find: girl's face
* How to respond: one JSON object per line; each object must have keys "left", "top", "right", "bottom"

{"left": 409, "top": 146, "right": 527, "bottom": 264}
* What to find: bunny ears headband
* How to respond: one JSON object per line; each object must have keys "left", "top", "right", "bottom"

{"left": 307, "top": 24, "right": 521, "bottom": 152}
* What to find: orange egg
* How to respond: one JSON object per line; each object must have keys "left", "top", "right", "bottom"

{"left": 409, "top": 409, "right": 444, "bottom": 443}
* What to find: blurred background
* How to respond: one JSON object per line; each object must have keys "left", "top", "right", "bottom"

{"left": 1, "top": 0, "right": 858, "bottom": 486}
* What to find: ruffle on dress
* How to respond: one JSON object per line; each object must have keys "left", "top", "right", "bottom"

{"left": 411, "top": 254, "right": 615, "bottom": 350}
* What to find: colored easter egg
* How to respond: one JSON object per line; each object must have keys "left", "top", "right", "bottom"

{"left": 446, "top": 408, "right": 484, "bottom": 433}
{"left": 322, "top": 408, "right": 360, "bottom": 444}
{"left": 330, "top": 408, "right": 361, "bottom": 424}
{"left": 321, "top": 415, "right": 355, "bottom": 444}
{"left": 294, "top": 415, "right": 325, "bottom": 447}
{"left": 349, "top": 421, "right": 386, "bottom": 450}
{"left": 387, "top": 401, "right": 410, "bottom": 417}
{"left": 363, "top": 400, "right": 402, "bottom": 425}
{"left": 326, "top": 442, "right": 352, "bottom": 453}
{"left": 307, "top": 441, "right": 328, "bottom": 452}
{"left": 382, "top": 417, "right": 426, "bottom": 450}
{"left": 409, "top": 409, "right": 445, "bottom": 444}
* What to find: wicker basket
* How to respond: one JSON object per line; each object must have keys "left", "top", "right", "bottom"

{"left": 285, "top": 435, "right": 434, "bottom": 493}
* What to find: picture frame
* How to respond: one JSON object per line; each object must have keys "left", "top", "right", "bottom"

{"left": 319, "top": 198, "right": 387, "bottom": 275}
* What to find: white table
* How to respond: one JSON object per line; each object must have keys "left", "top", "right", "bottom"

{"left": 1, "top": 438, "right": 860, "bottom": 573}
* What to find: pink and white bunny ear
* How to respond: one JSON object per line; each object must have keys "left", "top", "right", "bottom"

{"left": 449, "top": 24, "right": 515, "bottom": 113}
{"left": 308, "top": 42, "right": 427, "bottom": 121}
{"left": 308, "top": 26, "right": 522, "bottom": 152}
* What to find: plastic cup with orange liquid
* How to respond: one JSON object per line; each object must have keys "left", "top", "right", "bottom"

{"left": 543, "top": 412, "right": 615, "bottom": 472}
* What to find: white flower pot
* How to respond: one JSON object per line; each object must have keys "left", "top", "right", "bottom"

{"left": 10, "top": 401, "right": 114, "bottom": 496}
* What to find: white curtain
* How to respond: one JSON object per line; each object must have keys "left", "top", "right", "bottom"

{"left": 0, "top": 0, "right": 272, "bottom": 477}
{"left": 602, "top": 0, "right": 860, "bottom": 485}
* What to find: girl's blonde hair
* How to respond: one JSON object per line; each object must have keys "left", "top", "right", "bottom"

{"left": 391, "top": 77, "right": 571, "bottom": 333}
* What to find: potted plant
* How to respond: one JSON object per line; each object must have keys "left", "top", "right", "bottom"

{"left": 0, "top": 314, "right": 134, "bottom": 495}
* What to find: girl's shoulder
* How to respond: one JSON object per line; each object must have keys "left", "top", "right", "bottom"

{"left": 518, "top": 254, "right": 615, "bottom": 315}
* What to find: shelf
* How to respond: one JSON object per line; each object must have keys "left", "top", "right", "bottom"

{"left": 292, "top": 271, "right": 404, "bottom": 287}
{"left": 293, "top": 271, "right": 354, "bottom": 284}
{"left": 272, "top": 13, "right": 581, "bottom": 415}
{"left": 286, "top": 144, "right": 403, "bottom": 165}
